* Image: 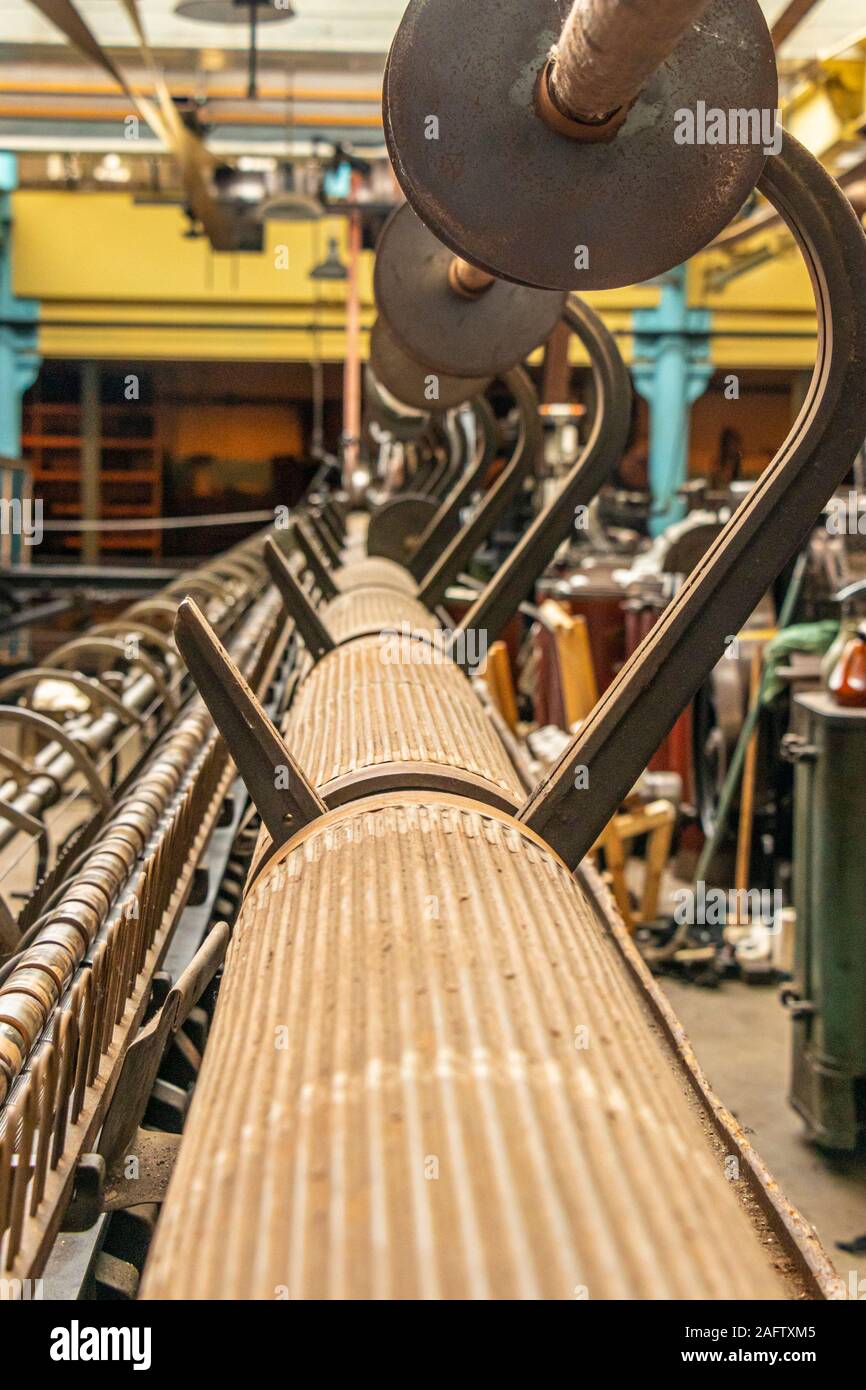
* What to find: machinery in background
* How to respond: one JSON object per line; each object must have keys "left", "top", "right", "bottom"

{"left": 783, "top": 691, "right": 866, "bottom": 1150}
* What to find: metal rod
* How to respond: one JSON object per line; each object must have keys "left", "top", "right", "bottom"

{"left": 291, "top": 520, "right": 337, "bottom": 599}
{"left": 343, "top": 202, "right": 363, "bottom": 488}
{"left": 308, "top": 511, "right": 341, "bottom": 568}
{"left": 448, "top": 256, "right": 495, "bottom": 298}
{"left": 247, "top": 0, "right": 259, "bottom": 100}
{"left": 80, "top": 360, "right": 101, "bottom": 568}
{"left": 550, "top": 0, "right": 712, "bottom": 122}
{"left": 771, "top": 0, "right": 821, "bottom": 49}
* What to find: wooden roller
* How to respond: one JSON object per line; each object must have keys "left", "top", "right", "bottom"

{"left": 143, "top": 794, "right": 801, "bottom": 1300}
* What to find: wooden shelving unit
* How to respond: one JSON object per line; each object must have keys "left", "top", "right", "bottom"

{"left": 22, "top": 401, "right": 163, "bottom": 559}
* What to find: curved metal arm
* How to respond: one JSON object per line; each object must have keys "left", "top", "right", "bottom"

{"left": 90, "top": 620, "right": 177, "bottom": 667}
{"left": 405, "top": 420, "right": 448, "bottom": 496}
{"left": 0, "top": 707, "right": 112, "bottom": 812}
{"left": 447, "top": 293, "right": 632, "bottom": 663}
{"left": 409, "top": 398, "right": 499, "bottom": 581}
{"left": 416, "top": 367, "right": 542, "bottom": 609}
{"left": 0, "top": 669, "right": 142, "bottom": 727}
{"left": 125, "top": 598, "right": 180, "bottom": 633}
{"left": 520, "top": 134, "right": 866, "bottom": 868}
{"left": 50, "top": 637, "right": 178, "bottom": 715}
{"left": 419, "top": 410, "right": 464, "bottom": 501}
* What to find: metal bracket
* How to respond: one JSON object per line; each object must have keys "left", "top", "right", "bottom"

{"left": 98, "top": 922, "right": 230, "bottom": 1172}
{"left": 408, "top": 399, "right": 498, "bottom": 581}
{"left": 264, "top": 538, "right": 335, "bottom": 663}
{"left": 174, "top": 598, "right": 327, "bottom": 849}
{"left": 292, "top": 519, "right": 338, "bottom": 600}
{"left": 308, "top": 510, "right": 342, "bottom": 568}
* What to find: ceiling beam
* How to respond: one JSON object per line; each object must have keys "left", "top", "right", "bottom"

{"left": 771, "top": 0, "right": 823, "bottom": 50}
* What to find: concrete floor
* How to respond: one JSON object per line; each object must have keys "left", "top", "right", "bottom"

{"left": 661, "top": 974, "right": 866, "bottom": 1296}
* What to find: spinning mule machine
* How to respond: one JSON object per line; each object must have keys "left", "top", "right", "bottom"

{"left": 0, "top": 0, "right": 865, "bottom": 1300}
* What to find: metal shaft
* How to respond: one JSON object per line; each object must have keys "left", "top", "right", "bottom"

{"left": 551, "top": 0, "right": 712, "bottom": 121}
{"left": 449, "top": 255, "right": 495, "bottom": 298}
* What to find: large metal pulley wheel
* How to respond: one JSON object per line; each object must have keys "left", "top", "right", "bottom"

{"left": 384, "top": 0, "right": 777, "bottom": 291}
{"left": 370, "top": 318, "right": 490, "bottom": 412}
{"left": 374, "top": 202, "right": 566, "bottom": 377}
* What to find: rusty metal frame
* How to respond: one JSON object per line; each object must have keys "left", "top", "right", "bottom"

{"left": 292, "top": 519, "right": 338, "bottom": 600}
{"left": 264, "top": 539, "right": 335, "bottom": 663}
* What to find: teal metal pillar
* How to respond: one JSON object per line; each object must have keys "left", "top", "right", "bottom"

{"left": 632, "top": 266, "right": 712, "bottom": 537}
{"left": 0, "top": 151, "right": 40, "bottom": 566}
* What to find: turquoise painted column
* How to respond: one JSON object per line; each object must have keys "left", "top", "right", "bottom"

{"left": 631, "top": 266, "right": 712, "bottom": 537}
{"left": 0, "top": 151, "right": 40, "bottom": 566}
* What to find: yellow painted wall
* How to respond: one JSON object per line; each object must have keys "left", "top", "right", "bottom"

{"left": 691, "top": 245, "right": 817, "bottom": 371}
{"left": 11, "top": 188, "right": 821, "bottom": 369}
{"left": 12, "top": 190, "right": 369, "bottom": 362}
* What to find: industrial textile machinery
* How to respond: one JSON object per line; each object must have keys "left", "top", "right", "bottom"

{"left": 1, "top": 0, "right": 866, "bottom": 1301}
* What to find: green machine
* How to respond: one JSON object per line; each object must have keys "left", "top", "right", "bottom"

{"left": 784, "top": 691, "right": 866, "bottom": 1149}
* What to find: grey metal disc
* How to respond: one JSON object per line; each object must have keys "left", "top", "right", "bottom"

{"left": 368, "top": 495, "right": 439, "bottom": 564}
{"left": 384, "top": 0, "right": 777, "bottom": 291}
{"left": 365, "top": 365, "right": 431, "bottom": 442}
{"left": 370, "top": 318, "right": 490, "bottom": 412}
{"left": 375, "top": 202, "right": 566, "bottom": 377}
